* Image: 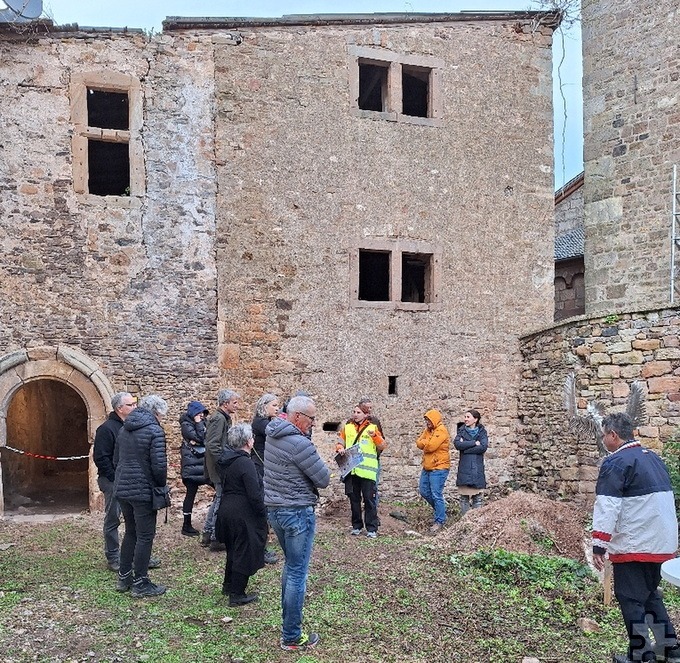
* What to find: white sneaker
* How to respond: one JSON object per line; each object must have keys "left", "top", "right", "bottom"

{"left": 351, "top": 528, "right": 362, "bottom": 536}
{"left": 366, "top": 531, "right": 377, "bottom": 539}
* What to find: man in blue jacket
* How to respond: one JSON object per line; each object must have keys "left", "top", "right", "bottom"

{"left": 592, "top": 412, "right": 680, "bottom": 663}
{"left": 264, "top": 395, "right": 330, "bottom": 651}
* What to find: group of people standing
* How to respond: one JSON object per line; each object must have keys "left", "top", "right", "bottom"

{"left": 93, "top": 390, "right": 490, "bottom": 645}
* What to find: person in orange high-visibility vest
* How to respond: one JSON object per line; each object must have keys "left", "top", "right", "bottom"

{"left": 336, "top": 403, "right": 386, "bottom": 538}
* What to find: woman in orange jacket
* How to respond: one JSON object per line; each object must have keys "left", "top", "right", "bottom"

{"left": 416, "top": 409, "right": 451, "bottom": 533}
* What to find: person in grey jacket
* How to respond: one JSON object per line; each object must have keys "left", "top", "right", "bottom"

{"left": 113, "top": 395, "right": 168, "bottom": 599}
{"left": 264, "top": 395, "right": 330, "bottom": 651}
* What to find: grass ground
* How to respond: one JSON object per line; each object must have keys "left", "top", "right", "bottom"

{"left": 0, "top": 501, "right": 676, "bottom": 662}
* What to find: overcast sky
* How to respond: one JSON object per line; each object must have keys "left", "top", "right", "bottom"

{"left": 7, "top": 0, "right": 583, "bottom": 189}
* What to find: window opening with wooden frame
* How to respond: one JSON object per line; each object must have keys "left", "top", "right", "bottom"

{"left": 70, "top": 72, "right": 144, "bottom": 199}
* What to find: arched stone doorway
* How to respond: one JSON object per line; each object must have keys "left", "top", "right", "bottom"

{"left": 0, "top": 345, "right": 114, "bottom": 517}
{"left": 4, "top": 380, "right": 90, "bottom": 515}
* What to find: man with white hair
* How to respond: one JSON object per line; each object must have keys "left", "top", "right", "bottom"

{"left": 264, "top": 395, "right": 330, "bottom": 651}
{"left": 93, "top": 391, "right": 157, "bottom": 572}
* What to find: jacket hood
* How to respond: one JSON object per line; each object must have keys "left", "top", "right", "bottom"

{"left": 187, "top": 400, "right": 209, "bottom": 418}
{"left": 266, "top": 415, "right": 302, "bottom": 440}
{"left": 217, "top": 445, "right": 240, "bottom": 468}
{"left": 123, "top": 407, "right": 158, "bottom": 432}
{"left": 424, "top": 409, "right": 443, "bottom": 428}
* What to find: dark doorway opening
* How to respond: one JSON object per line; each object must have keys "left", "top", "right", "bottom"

{"left": 2, "top": 380, "right": 89, "bottom": 515}
{"left": 388, "top": 376, "right": 398, "bottom": 396}
{"left": 402, "top": 65, "right": 430, "bottom": 118}
{"left": 88, "top": 140, "right": 130, "bottom": 196}
{"left": 359, "top": 250, "right": 391, "bottom": 301}
{"left": 358, "top": 61, "right": 389, "bottom": 112}
{"left": 401, "top": 252, "right": 432, "bottom": 303}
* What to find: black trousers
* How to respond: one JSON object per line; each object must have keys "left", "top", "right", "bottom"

{"left": 118, "top": 499, "right": 157, "bottom": 579}
{"left": 613, "top": 561, "right": 677, "bottom": 660}
{"left": 182, "top": 480, "right": 200, "bottom": 515}
{"left": 347, "top": 475, "right": 378, "bottom": 533}
{"left": 222, "top": 554, "right": 249, "bottom": 596}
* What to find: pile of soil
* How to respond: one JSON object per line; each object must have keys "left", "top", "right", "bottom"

{"left": 440, "top": 491, "right": 588, "bottom": 562}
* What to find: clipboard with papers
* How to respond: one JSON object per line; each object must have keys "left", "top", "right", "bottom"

{"left": 334, "top": 443, "right": 364, "bottom": 480}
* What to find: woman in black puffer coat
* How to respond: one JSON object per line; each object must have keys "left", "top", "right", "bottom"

{"left": 113, "top": 394, "right": 168, "bottom": 598}
{"left": 454, "top": 408, "right": 489, "bottom": 515}
{"left": 179, "top": 400, "right": 210, "bottom": 537}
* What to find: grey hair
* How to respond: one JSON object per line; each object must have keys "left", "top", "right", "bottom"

{"left": 137, "top": 395, "right": 169, "bottom": 418}
{"left": 602, "top": 412, "right": 634, "bottom": 442}
{"left": 111, "top": 392, "right": 133, "bottom": 411}
{"left": 286, "top": 395, "right": 315, "bottom": 416}
{"left": 217, "top": 389, "right": 239, "bottom": 406}
{"left": 255, "top": 393, "right": 278, "bottom": 417}
{"left": 227, "top": 423, "right": 253, "bottom": 450}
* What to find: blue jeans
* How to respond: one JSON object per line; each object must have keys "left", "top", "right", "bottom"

{"left": 419, "top": 469, "right": 449, "bottom": 524}
{"left": 204, "top": 483, "right": 223, "bottom": 539}
{"left": 268, "top": 506, "right": 316, "bottom": 643}
{"left": 98, "top": 476, "right": 121, "bottom": 564}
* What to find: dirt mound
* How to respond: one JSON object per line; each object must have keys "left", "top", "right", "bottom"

{"left": 441, "top": 491, "right": 588, "bottom": 562}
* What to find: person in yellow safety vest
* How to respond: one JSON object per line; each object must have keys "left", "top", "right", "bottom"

{"left": 336, "top": 403, "right": 386, "bottom": 539}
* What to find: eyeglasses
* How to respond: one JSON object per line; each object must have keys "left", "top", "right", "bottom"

{"left": 122, "top": 402, "right": 137, "bottom": 408}
{"left": 298, "top": 412, "right": 316, "bottom": 423}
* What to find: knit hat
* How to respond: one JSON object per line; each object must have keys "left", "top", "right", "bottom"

{"left": 187, "top": 401, "right": 209, "bottom": 417}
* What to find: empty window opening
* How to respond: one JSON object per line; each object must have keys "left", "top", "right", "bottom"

{"left": 388, "top": 376, "right": 398, "bottom": 396}
{"left": 87, "top": 89, "right": 129, "bottom": 130}
{"left": 401, "top": 252, "right": 432, "bottom": 303}
{"left": 88, "top": 140, "right": 130, "bottom": 196}
{"left": 402, "top": 65, "right": 430, "bottom": 118}
{"left": 359, "top": 250, "right": 391, "bottom": 301}
{"left": 358, "top": 61, "right": 389, "bottom": 112}
{"left": 323, "top": 421, "right": 341, "bottom": 432}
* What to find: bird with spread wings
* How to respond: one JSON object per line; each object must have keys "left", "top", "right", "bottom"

{"left": 563, "top": 373, "right": 647, "bottom": 456}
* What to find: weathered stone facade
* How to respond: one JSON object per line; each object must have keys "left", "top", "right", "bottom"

{"left": 0, "top": 12, "right": 559, "bottom": 511}
{"left": 582, "top": 0, "right": 680, "bottom": 314}
{"left": 518, "top": 307, "right": 680, "bottom": 499}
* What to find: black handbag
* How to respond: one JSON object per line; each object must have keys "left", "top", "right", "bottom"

{"left": 152, "top": 485, "right": 171, "bottom": 511}
{"left": 189, "top": 444, "right": 206, "bottom": 458}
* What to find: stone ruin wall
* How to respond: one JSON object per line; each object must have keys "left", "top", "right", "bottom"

{"left": 0, "top": 30, "right": 222, "bottom": 485}
{"left": 582, "top": 0, "right": 680, "bottom": 315}
{"left": 205, "top": 17, "right": 557, "bottom": 501}
{"left": 518, "top": 307, "right": 680, "bottom": 500}
{"left": 1, "top": 16, "right": 559, "bottom": 504}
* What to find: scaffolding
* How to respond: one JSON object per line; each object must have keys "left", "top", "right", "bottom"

{"left": 672, "top": 165, "right": 680, "bottom": 304}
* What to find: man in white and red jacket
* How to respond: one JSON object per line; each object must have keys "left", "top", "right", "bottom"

{"left": 593, "top": 412, "right": 680, "bottom": 663}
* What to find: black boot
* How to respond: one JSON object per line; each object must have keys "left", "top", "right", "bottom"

{"left": 228, "top": 593, "right": 258, "bottom": 607}
{"left": 182, "top": 513, "right": 200, "bottom": 537}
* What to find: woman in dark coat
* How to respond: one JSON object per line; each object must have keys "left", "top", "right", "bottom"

{"left": 113, "top": 394, "right": 168, "bottom": 598}
{"left": 453, "top": 408, "right": 489, "bottom": 514}
{"left": 251, "top": 393, "right": 280, "bottom": 564}
{"left": 215, "top": 423, "right": 267, "bottom": 607}
{"left": 179, "top": 400, "right": 210, "bottom": 537}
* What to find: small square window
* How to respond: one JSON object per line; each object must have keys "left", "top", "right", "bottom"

{"left": 388, "top": 376, "right": 398, "bottom": 395}
{"left": 358, "top": 60, "right": 389, "bottom": 112}
{"left": 402, "top": 65, "right": 430, "bottom": 118}
{"left": 87, "top": 89, "right": 129, "bottom": 130}
{"left": 359, "top": 250, "right": 391, "bottom": 301}
{"left": 401, "top": 253, "right": 432, "bottom": 303}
